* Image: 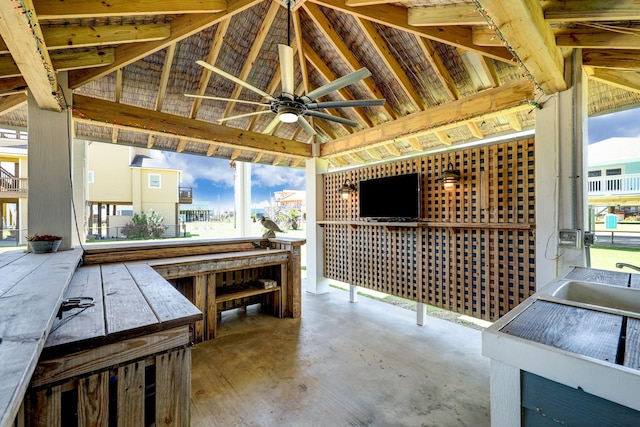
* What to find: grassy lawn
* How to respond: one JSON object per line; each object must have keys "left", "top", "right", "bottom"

{"left": 589, "top": 246, "right": 640, "bottom": 272}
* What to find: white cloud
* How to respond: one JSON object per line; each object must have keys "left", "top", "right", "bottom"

{"left": 253, "top": 199, "right": 271, "bottom": 209}
{"left": 149, "top": 152, "right": 236, "bottom": 188}
{"left": 252, "top": 164, "right": 305, "bottom": 189}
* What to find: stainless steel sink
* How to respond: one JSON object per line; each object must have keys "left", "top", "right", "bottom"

{"left": 539, "top": 280, "right": 640, "bottom": 318}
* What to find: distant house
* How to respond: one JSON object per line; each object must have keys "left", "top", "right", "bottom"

{"left": 588, "top": 137, "right": 640, "bottom": 208}
{"left": 273, "top": 190, "right": 306, "bottom": 212}
{"left": 87, "top": 143, "right": 188, "bottom": 238}
{"left": 0, "top": 132, "right": 28, "bottom": 243}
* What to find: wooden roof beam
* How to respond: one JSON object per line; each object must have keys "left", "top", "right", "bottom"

{"left": 0, "top": 49, "right": 116, "bottom": 78}
{"left": 356, "top": 16, "right": 424, "bottom": 112}
{"left": 467, "top": 122, "right": 484, "bottom": 139}
{"left": 506, "top": 112, "right": 522, "bottom": 132}
{"left": 583, "top": 49, "right": 640, "bottom": 70}
{"left": 222, "top": 1, "right": 280, "bottom": 119}
{"left": 308, "top": 0, "right": 513, "bottom": 63}
{"left": 0, "top": 93, "right": 27, "bottom": 115}
{"left": 321, "top": 78, "right": 534, "bottom": 157}
{"left": 588, "top": 68, "right": 640, "bottom": 95}
{"left": 176, "top": 139, "right": 188, "bottom": 153}
{"left": 346, "top": 0, "right": 396, "bottom": 6}
{"left": 0, "top": 0, "right": 61, "bottom": 111}
{"left": 189, "top": 19, "right": 230, "bottom": 119}
{"left": 68, "top": 0, "right": 264, "bottom": 89}
{"left": 303, "top": 2, "right": 396, "bottom": 120}
{"left": 405, "top": 137, "right": 422, "bottom": 152}
{"left": 0, "top": 23, "right": 170, "bottom": 54}
{"left": 33, "top": 0, "right": 227, "bottom": 19}
{"left": 73, "top": 94, "right": 312, "bottom": 157}
{"left": 476, "top": 0, "right": 566, "bottom": 94}
{"left": 543, "top": 0, "right": 640, "bottom": 22}
{"left": 415, "top": 37, "right": 459, "bottom": 101}
{"left": 556, "top": 30, "right": 640, "bottom": 50}
{"left": 408, "top": 3, "right": 486, "bottom": 26}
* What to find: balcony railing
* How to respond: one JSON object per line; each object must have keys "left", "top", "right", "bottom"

{"left": 588, "top": 173, "right": 640, "bottom": 196}
{"left": 179, "top": 187, "right": 193, "bottom": 204}
{"left": 0, "top": 177, "right": 28, "bottom": 195}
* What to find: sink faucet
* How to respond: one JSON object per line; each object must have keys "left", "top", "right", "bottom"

{"left": 616, "top": 262, "right": 640, "bottom": 273}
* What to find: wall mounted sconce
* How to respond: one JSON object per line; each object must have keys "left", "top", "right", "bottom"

{"left": 340, "top": 179, "right": 356, "bottom": 200}
{"left": 436, "top": 163, "right": 460, "bottom": 191}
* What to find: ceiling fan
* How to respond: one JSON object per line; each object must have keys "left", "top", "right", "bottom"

{"left": 185, "top": 1, "right": 385, "bottom": 136}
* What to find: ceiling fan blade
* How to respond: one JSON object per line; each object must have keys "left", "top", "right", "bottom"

{"left": 184, "top": 94, "right": 269, "bottom": 107}
{"left": 305, "top": 110, "right": 358, "bottom": 127}
{"left": 297, "top": 116, "right": 317, "bottom": 136}
{"left": 196, "top": 60, "right": 277, "bottom": 101}
{"left": 263, "top": 114, "right": 281, "bottom": 134}
{"left": 219, "top": 110, "right": 272, "bottom": 122}
{"left": 302, "top": 68, "right": 372, "bottom": 102}
{"left": 279, "top": 44, "right": 295, "bottom": 100}
{"left": 306, "top": 99, "right": 386, "bottom": 109}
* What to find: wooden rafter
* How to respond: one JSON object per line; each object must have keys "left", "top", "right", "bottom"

{"left": 308, "top": 0, "right": 513, "bottom": 63}
{"left": 405, "top": 137, "right": 422, "bottom": 152}
{"left": 583, "top": 49, "right": 640, "bottom": 69}
{"left": 222, "top": 1, "right": 280, "bottom": 119}
{"left": 345, "top": 0, "right": 395, "bottom": 6}
{"left": 0, "top": 0, "right": 61, "bottom": 110}
{"left": 556, "top": 29, "right": 640, "bottom": 50}
{"left": 408, "top": 3, "right": 486, "bottom": 26}
{"left": 476, "top": 0, "right": 566, "bottom": 94}
{"left": 543, "top": 0, "right": 640, "bottom": 22}
{"left": 356, "top": 16, "right": 424, "bottom": 112}
{"left": 73, "top": 94, "right": 312, "bottom": 157}
{"left": 588, "top": 68, "right": 640, "bottom": 95}
{"left": 0, "top": 49, "right": 115, "bottom": 78}
{"left": 303, "top": 2, "right": 396, "bottom": 120}
{"left": 467, "top": 122, "right": 484, "bottom": 139}
{"left": 189, "top": 19, "right": 231, "bottom": 119}
{"left": 415, "top": 37, "right": 459, "bottom": 101}
{"left": 506, "top": 112, "right": 522, "bottom": 132}
{"left": 320, "top": 78, "right": 534, "bottom": 156}
{"left": 0, "top": 93, "right": 27, "bottom": 115}
{"left": 302, "top": 40, "right": 374, "bottom": 127}
{"left": 0, "top": 24, "right": 170, "bottom": 54}
{"left": 33, "top": 0, "right": 228, "bottom": 19}
{"left": 68, "top": 0, "right": 264, "bottom": 89}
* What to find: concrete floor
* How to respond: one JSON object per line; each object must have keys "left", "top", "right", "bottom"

{"left": 191, "top": 287, "right": 491, "bottom": 427}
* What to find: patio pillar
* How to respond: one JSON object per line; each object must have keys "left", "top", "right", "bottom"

{"left": 305, "top": 157, "right": 330, "bottom": 294}
{"left": 535, "top": 51, "right": 588, "bottom": 286}
{"left": 27, "top": 72, "right": 77, "bottom": 250}
{"left": 234, "top": 161, "right": 252, "bottom": 236}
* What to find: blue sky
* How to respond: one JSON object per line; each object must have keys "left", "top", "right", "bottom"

{"left": 144, "top": 106, "right": 640, "bottom": 212}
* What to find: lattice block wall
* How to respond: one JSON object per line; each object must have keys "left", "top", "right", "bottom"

{"left": 321, "top": 138, "right": 536, "bottom": 320}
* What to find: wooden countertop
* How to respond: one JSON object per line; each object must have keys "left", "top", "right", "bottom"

{"left": 0, "top": 249, "right": 83, "bottom": 427}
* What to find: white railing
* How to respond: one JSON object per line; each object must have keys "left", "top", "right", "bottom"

{"left": 588, "top": 173, "right": 640, "bottom": 196}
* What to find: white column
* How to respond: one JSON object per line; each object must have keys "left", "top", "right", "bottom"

{"left": 27, "top": 72, "right": 76, "bottom": 250}
{"left": 489, "top": 360, "right": 521, "bottom": 427}
{"left": 535, "top": 52, "right": 588, "bottom": 286}
{"left": 305, "top": 157, "right": 330, "bottom": 294}
{"left": 71, "top": 139, "right": 87, "bottom": 246}
{"left": 234, "top": 161, "right": 252, "bottom": 236}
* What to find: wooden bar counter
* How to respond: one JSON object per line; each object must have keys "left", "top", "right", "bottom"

{"left": 0, "top": 237, "right": 304, "bottom": 427}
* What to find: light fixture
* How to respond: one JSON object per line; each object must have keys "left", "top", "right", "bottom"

{"left": 279, "top": 106, "right": 299, "bottom": 123}
{"left": 340, "top": 179, "right": 356, "bottom": 200}
{"left": 437, "top": 162, "right": 460, "bottom": 191}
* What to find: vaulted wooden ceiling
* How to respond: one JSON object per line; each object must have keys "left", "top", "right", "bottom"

{"left": 0, "top": 0, "right": 639, "bottom": 168}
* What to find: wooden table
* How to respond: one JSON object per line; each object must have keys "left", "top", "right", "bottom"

{"left": 0, "top": 249, "right": 83, "bottom": 427}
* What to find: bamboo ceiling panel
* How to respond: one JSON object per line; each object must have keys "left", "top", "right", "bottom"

{"left": 322, "top": 137, "right": 536, "bottom": 321}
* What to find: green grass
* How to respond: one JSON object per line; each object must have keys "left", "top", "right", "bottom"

{"left": 589, "top": 246, "right": 640, "bottom": 271}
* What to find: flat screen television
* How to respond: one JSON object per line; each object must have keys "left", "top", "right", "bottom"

{"left": 358, "top": 173, "right": 421, "bottom": 220}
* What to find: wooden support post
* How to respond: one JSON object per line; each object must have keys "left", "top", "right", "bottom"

{"left": 417, "top": 302, "right": 427, "bottom": 326}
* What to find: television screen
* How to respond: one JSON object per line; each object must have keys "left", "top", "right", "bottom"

{"left": 358, "top": 173, "right": 421, "bottom": 219}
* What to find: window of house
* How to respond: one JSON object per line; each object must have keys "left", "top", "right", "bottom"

{"left": 588, "top": 170, "right": 602, "bottom": 177}
{"left": 149, "top": 173, "right": 161, "bottom": 188}
{"left": 606, "top": 168, "right": 622, "bottom": 176}
{"left": 88, "top": 171, "right": 94, "bottom": 183}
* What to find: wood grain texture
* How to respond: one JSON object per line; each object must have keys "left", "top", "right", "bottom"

{"left": 624, "top": 318, "right": 640, "bottom": 371}
{"left": 500, "top": 301, "right": 622, "bottom": 364}
{"left": 117, "top": 361, "right": 146, "bottom": 427}
{"left": 155, "top": 348, "right": 190, "bottom": 427}
{"left": 77, "top": 371, "right": 109, "bottom": 427}
{"left": 25, "top": 385, "right": 61, "bottom": 427}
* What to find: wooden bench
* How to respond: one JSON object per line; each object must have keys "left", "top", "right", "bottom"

{"left": 24, "top": 262, "right": 201, "bottom": 427}
{"left": 0, "top": 249, "right": 83, "bottom": 427}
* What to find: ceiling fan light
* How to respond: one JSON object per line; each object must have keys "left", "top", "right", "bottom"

{"left": 279, "top": 106, "right": 299, "bottom": 123}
